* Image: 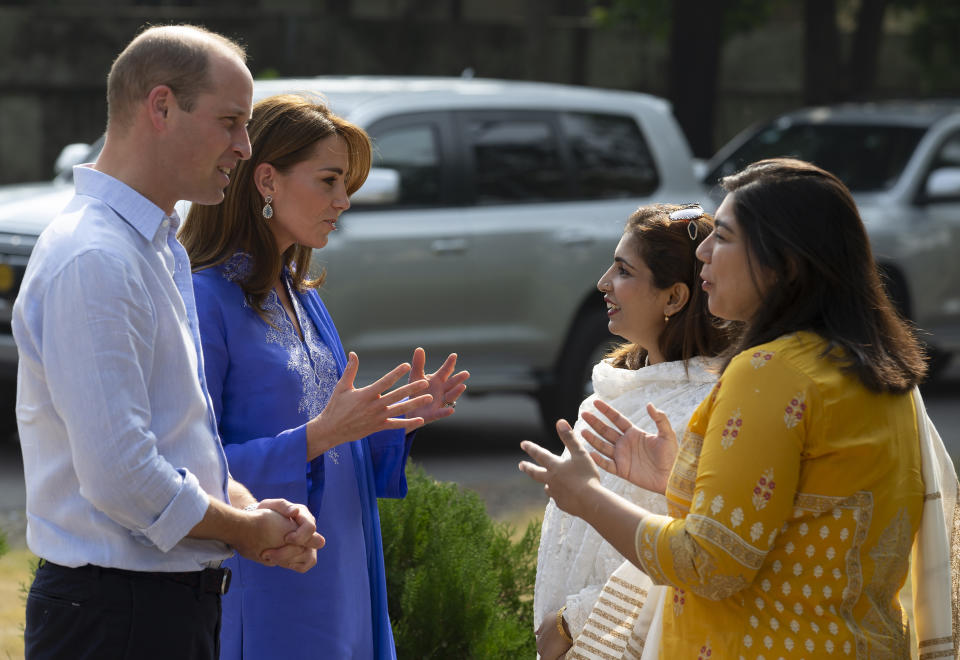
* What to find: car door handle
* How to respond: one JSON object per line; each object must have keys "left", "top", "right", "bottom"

{"left": 430, "top": 238, "right": 467, "bottom": 255}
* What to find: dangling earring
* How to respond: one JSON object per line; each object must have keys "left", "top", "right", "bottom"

{"left": 262, "top": 195, "right": 274, "bottom": 220}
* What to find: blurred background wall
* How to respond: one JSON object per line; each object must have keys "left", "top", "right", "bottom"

{"left": 0, "top": 0, "right": 958, "bottom": 184}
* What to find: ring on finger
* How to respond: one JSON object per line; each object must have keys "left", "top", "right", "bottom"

{"left": 443, "top": 400, "right": 456, "bottom": 408}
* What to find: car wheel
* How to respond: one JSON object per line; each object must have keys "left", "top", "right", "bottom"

{"left": 536, "top": 310, "right": 619, "bottom": 436}
{"left": 924, "top": 346, "right": 953, "bottom": 382}
{"left": 0, "top": 381, "right": 16, "bottom": 441}
{"left": 879, "top": 264, "right": 952, "bottom": 381}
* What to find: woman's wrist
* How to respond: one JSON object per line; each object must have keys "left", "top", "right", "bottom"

{"left": 556, "top": 606, "right": 574, "bottom": 645}
{"left": 306, "top": 416, "right": 335, "bottom": 461}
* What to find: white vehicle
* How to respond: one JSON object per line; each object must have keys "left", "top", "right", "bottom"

{"left": 0, "top": 76, "right": 705, "bottom": 433}
{"left": 704, "top": 101, "right": 960, "bottom": 378}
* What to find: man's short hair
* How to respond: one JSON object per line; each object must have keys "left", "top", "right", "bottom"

{"left": 106, "top": 25, "right": 247, "bottom": 132}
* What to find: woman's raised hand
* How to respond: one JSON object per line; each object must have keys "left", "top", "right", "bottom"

{"left": 305, "top": 352, "right": 433, "bottom": 460}
{"left": 580, "top": 400, "right": 678, "bottom": 495}
{"left": 518, "top": 419, "right": 603, "bottom": 520}
{"left": 402, "top": 347, "right": 470, "bottom": 425}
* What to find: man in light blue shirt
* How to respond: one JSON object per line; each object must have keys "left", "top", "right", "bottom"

{"left": 14, "top": 25, "right": 324, "bottom": 660}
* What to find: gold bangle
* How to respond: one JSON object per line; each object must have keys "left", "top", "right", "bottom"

{"left": 557, "top": 605, "right": 573, "bottom": 644}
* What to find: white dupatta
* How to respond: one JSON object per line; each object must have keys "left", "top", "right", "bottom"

{"left": 568, "top": 387, "right": 959, "bottom": 660}
{"left": 909, "top": 387, "right": 959, "bottom": 660}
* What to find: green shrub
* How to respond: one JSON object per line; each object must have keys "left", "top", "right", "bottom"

{"left": 380, "top": 463, "right": 540, "bottom": 659}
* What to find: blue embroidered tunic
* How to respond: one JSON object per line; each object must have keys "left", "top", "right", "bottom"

{"left": 193, "top": 254, "right": 410, "bottom": 659}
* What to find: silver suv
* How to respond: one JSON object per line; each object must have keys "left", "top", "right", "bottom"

{"left": 704, "top": 101, "right": 960, "bottom": 377}
{"left": 0, "top": 76, "right": 705, "bottom": 432}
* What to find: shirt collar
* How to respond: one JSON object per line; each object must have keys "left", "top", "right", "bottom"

{"left": 73, "top": 164, "right": 174, "bottom": 241}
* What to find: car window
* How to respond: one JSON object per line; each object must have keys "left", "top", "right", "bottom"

{"left": 932, "top": 131, "right": 960, "bottom": 167}
{"left": 463, "top": 114, "right": 567, "bottom": 204}
{"left": 560, "top": 112, "right": 659, "bottom": 198}
{"left": 370, "top": 124, "right": 442, "bottom": 206}
{"left": 706, "top": 122, "right": 926, "bottom": 192}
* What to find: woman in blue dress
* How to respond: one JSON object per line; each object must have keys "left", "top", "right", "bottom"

{"left": 180, "top": 94, "right": 470, "bottom": 659}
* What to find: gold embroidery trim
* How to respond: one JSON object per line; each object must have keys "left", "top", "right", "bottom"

{"left": 951, "top": 481, "right": 959, "bottom": 656}
{"left": 591, "top": 606, "right": 633, "bottom": 628}
{"left": 634, "top": 517, "right": 671, "bottom": 586}
{"left": 686, "top": 513, "right": 766, "bottom": 570}
{"left": 919, "top": 636, "right": 954, "bottom": 647}
{"left": 665, "top": 431, "right": 703, "bottom": 501}
{"left": 837, "top": 490, "right": 874, "bottom": 659}
{"left": 793, "top": 491, "right": 856, "bottom": 514}
{"left": 582, "top": 619, "right": 631, "bottom": 643}
{"left": 919, "top": 651, "right": 955, "bottom": 659}
{"left": 604, "top": 585, "right": 646, "bottom": 609}
{"left": 609, "top": 575, "right": 648, "bottom": 597}
{"left": 924, "top": 491, "right": 943, "bottom": 501}
{"left": 628, "top": 633, "right": 646, "bottom": 651}
{"left": 596, "top": 595, "right": 640, "bottom": 617}
{"left": 576, "top": 631, "right": 623, "bottom": 659}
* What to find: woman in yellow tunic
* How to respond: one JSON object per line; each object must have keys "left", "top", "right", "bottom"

{"left": 519, "top": 158, "right": 959, "bottom": 659}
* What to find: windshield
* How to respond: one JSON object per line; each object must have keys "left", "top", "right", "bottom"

{"left": 706, "top": 121, "right": 927, "bottom": 192}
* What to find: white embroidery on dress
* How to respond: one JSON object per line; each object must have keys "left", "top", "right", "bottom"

{"left": 221, "top": 254, "right": 342, "bottom": 464}
{"left": 221, "top": 252, "right": 253, "bottom": 283}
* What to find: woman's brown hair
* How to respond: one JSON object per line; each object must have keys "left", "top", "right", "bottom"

{"left": 718, "top": 157, "right": 926, "bottom": 392}
{"left": 180, "top": 94, "right": 372, "bottom": 316}
{"left": 607, "top": 204, "right": 730, "bottom": 369}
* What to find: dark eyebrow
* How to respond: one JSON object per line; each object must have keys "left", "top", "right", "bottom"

{"left": 715, "top": 218, "right": 734, "bottom": 233}
{"left": 317, "top": 167, "right": 345, "bottom": 175}
{"left": 614, "top": 255, "right": 635, "bottom": 270}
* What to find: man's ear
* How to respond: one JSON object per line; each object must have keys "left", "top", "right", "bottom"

{"left": 253, "top": 162, "right": 277, "bottom": 198}
{"left": 664, "top": 282, "right": 691, "bottom": 317}
{"left": 146, "top": 85, "right": 174, "bottom": 131}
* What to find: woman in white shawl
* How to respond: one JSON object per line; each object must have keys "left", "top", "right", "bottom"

{"left": 534, "top": 204, "right": 730, "bottom": 659}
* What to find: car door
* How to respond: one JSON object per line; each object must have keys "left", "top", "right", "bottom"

{"left": 314, "top": 111, "right": 470, "bottom": 385}
{"left": 443, "top": 109, "right": 577, "bottom": 386}
{"left": 447, "top": 109, "right": 661, "bottom": 390}
{"left": 915, "top": 127, "right": 960, "bottom": 352}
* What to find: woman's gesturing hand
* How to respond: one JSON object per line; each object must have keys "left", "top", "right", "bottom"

{"left": 402, "top": 347, "right": 470, "bottom": 426}
{"left": 518, "top": 418, "right": 603, "bottom": 520}
{"left": 306, "top": 352, "right": 432, "bottom": 460}
{"left": 580, "top": 400, "right": 678, "bottom": 495}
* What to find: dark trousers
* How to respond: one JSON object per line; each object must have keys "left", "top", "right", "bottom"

{"left": 25, "top": 560, "right": 223, "bottom": 660}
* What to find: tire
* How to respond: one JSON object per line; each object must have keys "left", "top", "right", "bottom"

{"left": 924, "top": 346, "right": 953, "bottom": 382}
{"left": 879, "top": 264, "right": 952, "bottom": 382}
{"left": 536, "top": 310, "right": 620, "bottom": 435}
{"left": 0, "top": 381, "right": 16, "bottom": 442}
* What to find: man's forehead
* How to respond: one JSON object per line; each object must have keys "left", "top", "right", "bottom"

{"left": 205, "top": 54, "right": 253, "bottom": 113}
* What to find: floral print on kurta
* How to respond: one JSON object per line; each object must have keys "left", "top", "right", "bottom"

{"left": 631, "top": 331, "right": 924, "bottom": 659}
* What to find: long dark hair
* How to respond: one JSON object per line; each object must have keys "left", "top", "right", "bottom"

{"left": 719, "top": 157, "right": 926, "bottom": 392}
{"left": 607, "top": 204, "right": 730, "bottom": 369}
{"left": 180, "top": 94, "right": 372, "bottom": 317}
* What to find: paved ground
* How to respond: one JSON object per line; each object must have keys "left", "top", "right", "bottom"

{"left": 1, "top": 362, "right": 957, "bottom": 546}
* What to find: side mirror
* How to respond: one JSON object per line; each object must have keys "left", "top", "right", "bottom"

{"left": 54, "top": 143, "right": 91, "bottom": 178}
{"left": 691, "top": 158, "right": 708, "bottom": 182}
{"left": 924, "top": 167, "right": 960, "bottom": 201}
{"left": 351, "top": 168, "right": 400, "bottom": 206}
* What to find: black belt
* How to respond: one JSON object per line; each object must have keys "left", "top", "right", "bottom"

{"left": 40, "top": 559, "right": 232, "bottom": 595}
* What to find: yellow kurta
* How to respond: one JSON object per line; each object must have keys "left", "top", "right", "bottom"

{"left": 634, "top": 331, "right": 924, "bottom": 659}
